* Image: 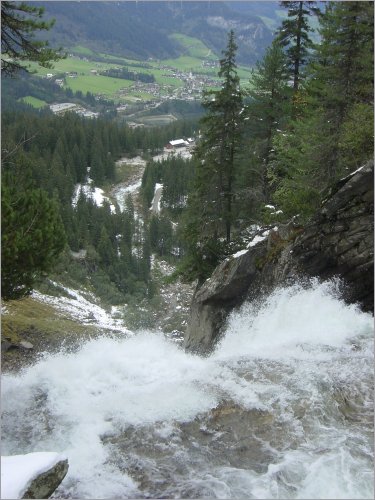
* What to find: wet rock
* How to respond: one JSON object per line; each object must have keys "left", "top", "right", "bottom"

{"left": 185, "top": 161, "right": 374, "bottom": 354}
{"left": 21, "top": 459, "right": 69, "bottom": 499}
{"left": 185, "top": 241, "right": 268, "bottom": 354}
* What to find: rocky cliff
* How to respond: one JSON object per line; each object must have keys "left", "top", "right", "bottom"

{"left": 185, "top": 161, "right": 374, "bottom": 354}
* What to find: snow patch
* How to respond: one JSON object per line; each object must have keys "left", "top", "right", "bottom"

{"left": 1, "top": 452, "right": 67, "bottom": 499}
{"left": 247, "top": 230, "right": 270, "bottom": 248}
{"left": 150, "top": 183, "right": 163, "bottom": 214}
{"left": 72, "top": 184, "right": 115, "bottom": 213}
{"left": 340, "top": 165, "right": 365, "bottom": 181}
{"left": 32, "top": 282, "right": 131, "bottom": 335}
{"left": 232, "top": 249, "right": 248, "bottom": 259}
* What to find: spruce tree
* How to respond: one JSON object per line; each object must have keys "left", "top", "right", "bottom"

{"left": 1, "top": 1, "right": 65, "bottom": 76}
{"left": 2, "top": 175, "right": 66, "bottom": 300}
{"left": 306, "top": 0, "right": 373, "bottom": 178}
{"left": 183, "top": 30, "right": 243, "bottom": 281}
{"left": 244, "top": 39, "right": 292, "bottom": 200}
{"left": 276, "top": 1, "right": 318, "bottom": 93}
{"left": 271, "top": 1, "right": 374, "bottom": 219}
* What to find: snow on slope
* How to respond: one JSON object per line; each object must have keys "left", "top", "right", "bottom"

{"left": 32, "top": 282, "right": 131, "bottom": 336}
{"left": 72, "top": 183, "right": 116, "bottom": 213}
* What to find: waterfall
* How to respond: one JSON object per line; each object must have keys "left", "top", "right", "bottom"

{"left": 2, "top": 280, "right": 373, "bottom": 499}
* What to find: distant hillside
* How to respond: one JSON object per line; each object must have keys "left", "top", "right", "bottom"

{"left": 32, "top": 1, "right": 275, "bottom": 65}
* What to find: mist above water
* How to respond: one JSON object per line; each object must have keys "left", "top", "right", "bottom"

{"left": 2, "top": 280, "right": 373, "bottom": 499}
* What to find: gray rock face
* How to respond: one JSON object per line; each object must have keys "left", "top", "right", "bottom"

{"left": 185, "top": 239, "right": 269, "bottom": 354}
{"left": 185, "top": 161, "right": 374, "bottom": 354}
{"left": 21, "top": 459, "right": 69, "bottom": 499}
{"left": 292, "top": 161, "right": 374, "bottom": 311}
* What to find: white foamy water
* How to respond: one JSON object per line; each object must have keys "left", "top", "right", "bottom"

{"left": 2, "top": 280, "right": 373, "bottom": 499}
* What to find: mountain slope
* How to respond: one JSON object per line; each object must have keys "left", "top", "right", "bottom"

{"left": 33, "top": 1, "right": 274, "bottom": 65}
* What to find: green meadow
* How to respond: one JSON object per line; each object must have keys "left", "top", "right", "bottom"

{"left": 169, "top": 33, "right": 217, "bottom": 60}
{"left": 19, "top": 96, "right": 48, "bottom": 108}
{"left": 65, "top": 74, "right": 133, "bottom": 96}
{"left": 28, "top": 37, "right": 253, "bottom": 102}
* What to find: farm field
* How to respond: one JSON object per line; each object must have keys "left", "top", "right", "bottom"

{"left": 28, "top": 36, "right": 254, "bottom": 103}
{"left": 65, "top": 75, "right": 134, "bottom": 96}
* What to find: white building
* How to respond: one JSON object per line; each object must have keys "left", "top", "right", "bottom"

{"left": 169, "top": 139, "right": 189, "bottom": 148}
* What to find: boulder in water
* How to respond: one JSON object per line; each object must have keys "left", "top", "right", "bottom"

{"left": 1, "top": 452, "right": 69, "bottom": 499}
{"left": 21, "top": 458, "right": 68, "bottom": 499}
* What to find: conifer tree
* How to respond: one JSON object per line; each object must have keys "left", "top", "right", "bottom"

{"left": 271, "top": 1, "right": 374, "bottom": 219}
{"left": 276, "top": 1, "right": 318, "bottom": 92}
{"left": 2, "top": 171, "right": 66, "bottom": 300}
{"left": 304, "top": 0, "right": 373, "bottom": 179}
{"left": 244, "top": 39, "right": 291, "bottom": 200}
{"left": 183, "top": 30, "right": 243, "bottom": 281}
{"left": 1, "top": 1, "right": 65, "bottom": 76}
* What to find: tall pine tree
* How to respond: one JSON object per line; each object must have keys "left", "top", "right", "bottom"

{"left": 244, "top": 39, "right": 292, "bottom": 201}
{"left": 276, "top": 1, "right": 318, "bottom": 93}
{"left": 183, "top": 31, "right": 244, "bottom": 281}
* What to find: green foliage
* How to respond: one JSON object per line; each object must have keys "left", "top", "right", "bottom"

{"left": 268, "top": 1, "right": 374, "bottom": 221}
{"left": 149, "top": 215, "right": 174, "bottom": 257}
{"left": 100, "top": 67, "right": 155, "bottom": 83}
{"left": 1, "top": 172, "right": 66, "bottom": 300}
{"left": 1, "top": 1, "right": 65, "bottom": 76}
{"left": 338, "top": 103, "right": 374, "bottom": 172}
{"left": 1, "top": 108, "right": 185, "bottom": 304}
{"left": 276, "top": 1, "right": 319, "bottom": 91}
{"left": 241, "top": 39, "right": 292, "bottom": 203}
{"left": 181, "top": 30, "right": 244, "bottom": 281}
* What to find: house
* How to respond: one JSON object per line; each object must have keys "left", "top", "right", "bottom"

{"left": 169, "top": 139, "right": 189, "bottom": 148}
{"left": 49, "top": 102, "right": 77, "bottom": 114}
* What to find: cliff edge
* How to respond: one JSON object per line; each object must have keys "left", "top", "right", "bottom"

{"left": 185, "top": 161, "right": 374, "bottom": 354}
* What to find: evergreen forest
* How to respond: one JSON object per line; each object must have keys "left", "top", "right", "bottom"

{"left": 1, "top": 1, "right": 373, "bottom": 307}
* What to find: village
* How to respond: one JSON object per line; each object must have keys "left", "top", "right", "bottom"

{"left": 46, "top": 53, "right": 222, "bottom": 119}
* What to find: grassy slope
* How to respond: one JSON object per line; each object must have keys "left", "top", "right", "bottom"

{"left": 169, "top": 33, "right": 217, "bottom": 60}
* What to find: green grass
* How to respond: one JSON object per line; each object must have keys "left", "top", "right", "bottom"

{"left": 71, "top": 45, "right": 97, "bottom": 56}
{"left": 163, "top": 55, "right": 207, "bottom": 72}
{"left": 169, "top": 33, "right": 217, "bottom": 60}
{"left": 19, "top": 96, "right": 47, "bottom": 108}
{"left": 2, "top": 296, "right": 101, "bottom": 344}
{"left": 25, "top": 45, "right": 253, "bottom": 102}
{"left": 64, "top": 74, "right": 134, "bottom": 95}
{"left": 151, "top": 68, "right": 184, "bottom": 87}
{"left": 130, "top": 92, "right": 155, "bottom": 100}
{"left": 28, "top": 55, "right": 121, "bottom": 77}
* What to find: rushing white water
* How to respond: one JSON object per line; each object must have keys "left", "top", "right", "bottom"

{"left": 2, "top": 280, "right": 373, "bottom": 499}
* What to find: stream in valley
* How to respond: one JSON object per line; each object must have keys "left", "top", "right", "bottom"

{"left": 1, "top": 280, "right": 373, "bottom": 499}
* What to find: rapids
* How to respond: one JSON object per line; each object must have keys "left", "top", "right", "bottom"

{"left": 2, "top": 280, "right": 373, "bottom": 499}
